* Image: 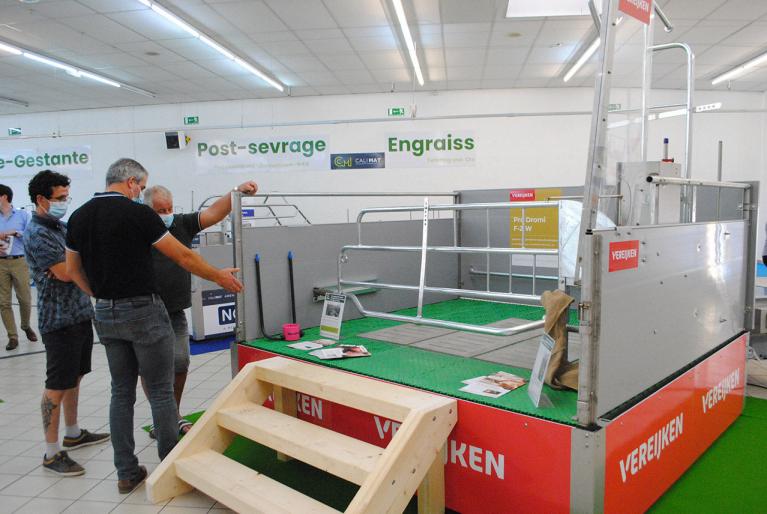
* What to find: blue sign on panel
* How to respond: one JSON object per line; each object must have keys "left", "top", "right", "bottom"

{"left": 241, "top": 208, "right": 256, "bottom": 218}
{"left": 217, "top": 305, "right": 236, "bottom": 325}
{"left": 330, "top": 152, "right": 385, "bottom": 170}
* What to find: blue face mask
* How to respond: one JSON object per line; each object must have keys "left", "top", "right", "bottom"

{"left": 133, "top": 196, "right": 144, "bottom": 205}
{"left": 159, "top": 214, "right": 174, "bottom": 228}
{"left": 47, "top": 201, "right": 69, "bottom": 220}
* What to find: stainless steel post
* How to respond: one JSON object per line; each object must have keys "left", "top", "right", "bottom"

{"left": 486, "top": 208, "right": 491, "bottom": 292}
{"left": 716, "top": 141, "right": 723, "bottom": 219}
{"left": 416, "top": 198, "right": 429, "bottom": 318}
{"left": 651, "top": 42, "right": 695, "bottom": 220}
{"left": 230, "top": 190, "right": 244, "bottom": 377}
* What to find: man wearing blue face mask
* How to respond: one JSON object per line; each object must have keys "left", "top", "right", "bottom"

{"left": 25, "top": 170, "right": 110, "bottom": 477}
{"left": 142, "top": 180, "right": 257, "bottom": 438}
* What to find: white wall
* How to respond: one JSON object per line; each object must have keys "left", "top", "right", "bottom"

{"left": 0, "top": 87, "right": 763, "bottom": 252}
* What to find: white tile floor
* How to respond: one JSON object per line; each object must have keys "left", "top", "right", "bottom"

{"left": 0, "top": 330, "right": 236, "bottom": 514}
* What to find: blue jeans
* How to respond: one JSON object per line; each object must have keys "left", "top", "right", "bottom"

{"left": 94, "top": 294, "right": 177, "bottom": 481}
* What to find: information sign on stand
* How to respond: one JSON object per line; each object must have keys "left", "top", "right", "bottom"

{"left": 528, "top": 333, "right": 555, "bottom": 407}
{"left": 320, "top": 293, "right": 346, "bottom": 340}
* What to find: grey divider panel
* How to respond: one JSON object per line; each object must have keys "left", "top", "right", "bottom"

{"left": 238, "top": 219, "right": 458, "bottom": 342}
{"left": 456, "top": 187, "right": 582, "bottom": 296}
{"left": 594, "top": 221, "right": 748, "bottom": 417}
{"left": 193, "top": 243, "right": 239, "bottom": 339}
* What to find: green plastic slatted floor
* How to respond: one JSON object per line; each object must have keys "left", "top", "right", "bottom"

{"left": 243, "top": 298, "right": 579, "bottom": 426}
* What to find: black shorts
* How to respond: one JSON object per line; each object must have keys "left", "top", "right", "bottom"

{"left": 43, "top": 320, "right": 94, "bottom": 390}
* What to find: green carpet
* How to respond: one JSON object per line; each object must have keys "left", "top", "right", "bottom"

{"left": 243, "top": 298, "right": 579, "bottom": 425}
{"left": 648, "top": 396, "right": 767, "bottom": 513}
{"left": 169, "top": 397, "right": 767, "bottom": 512}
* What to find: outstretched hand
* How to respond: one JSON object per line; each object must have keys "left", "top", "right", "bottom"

{"left": 216, "top": 267, "right": 243, "bottom": 293}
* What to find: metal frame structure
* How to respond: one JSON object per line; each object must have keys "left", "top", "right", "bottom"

{"left": 338, "top": 201, "right": 560, "bottom": 336}
{"left": 573, "top": 0, "right": 757, "bottom": 427}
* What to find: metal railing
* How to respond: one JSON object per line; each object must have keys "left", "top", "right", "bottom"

{"left": 645, "top": 175, "right": 751, "bottom": 223}
{"left": 339, "top": 200, "right": 561, "bottom": 336}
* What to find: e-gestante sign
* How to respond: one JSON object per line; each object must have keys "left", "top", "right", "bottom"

{"left": 0, "top": 146, "right": 92, "bottom": 177}
{"left": 194, "top": 136, "right": 329, "bottom": 174}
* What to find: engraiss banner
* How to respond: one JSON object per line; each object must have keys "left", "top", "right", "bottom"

{"left": 0, "top": 146, "right": 92, "bottom": 177}
{"left": 386, "top": 131, "right": 476, "bottom": 168}
{"left": 194, "top": 135, "right": 329, "bottom": 174}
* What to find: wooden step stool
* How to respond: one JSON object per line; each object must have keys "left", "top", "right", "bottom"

{"left": 147, "top": 356, "right": 457, "bottom": 513}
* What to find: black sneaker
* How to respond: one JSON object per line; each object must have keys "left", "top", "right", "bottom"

{"left": 42, "top": 451, "right": 85, "bottom": 477}
{"left": 63, "top": 429, "right": 111, "bottom": 450}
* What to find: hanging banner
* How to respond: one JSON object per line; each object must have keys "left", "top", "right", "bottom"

{"left": 509, "top": 188, "right": 561, "bottom": 249}
{"left": 0, "top": 145, "right": 92, "bottom": 177}
{"left": 194, "top": 136, "right": 329, "bottom": 174}
{"left": 619, "top": 0, "right": 653, "bottom": 25}
{"left": 386, "top": 131, "right": 476, "bottom": 168}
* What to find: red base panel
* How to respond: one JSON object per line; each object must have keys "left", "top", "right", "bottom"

{"left": 236, "top": 333, "right": 746, "bottom": 513}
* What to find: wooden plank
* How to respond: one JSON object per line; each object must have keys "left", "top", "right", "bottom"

{"left": 146, "top": 361, "right": 270, "bottom": 503}
{"left": 417, "top": 446, "right": 446, "bottom": 514}
{"left": 176, "top": 449, "right": 340, "bottom": 514}
{"left": 346, "top": 401, "right": 457, "bottom": 514}
{"left": 272, "top": 385, "right": 297, "bottom": 462}
{"left": 254, "top": 357, "right": 454, "bottom": 421}
{"left": 218, "top": 403, "right": 382, "bottom": 485}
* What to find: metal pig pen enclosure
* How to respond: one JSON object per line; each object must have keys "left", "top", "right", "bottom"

{"left": 216, "top": 1, "right": 760, "bottom": 510}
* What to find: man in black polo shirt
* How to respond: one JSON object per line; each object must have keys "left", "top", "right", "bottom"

{"left": 65, "top": 158, "right": 242, "bottom": 494}
{"left": 142, "top": 181, "right": 257, "bottom": 438}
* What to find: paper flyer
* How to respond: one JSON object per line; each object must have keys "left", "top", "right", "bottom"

{"left": 320, "top": 293, "right": 346, "bottom": 340}
{"left": 528, "top": 333, "right": 555, "bottom": 407}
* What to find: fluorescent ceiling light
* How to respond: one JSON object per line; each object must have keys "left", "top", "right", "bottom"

{"left": 0, "top": 41, "right": 21, "bottom": 55}
{"left": 562, "top": 16, "right": 623, "bottom": 83}
{"left": 23, "top": 52, "right": 79, "bottom": 74}
{"left": 79, "top": 71, "right": 121, "bottom": 88}
{"left": 711, "top": 51, "right": 767, "bottom": 85}
{"left": 150, "top": 3, "right": 199, "bottom": 38}
{"left": 391, "top": 0, "right": 424, "bottom": 86}
{"left": 648, "top": 103, "right": 721, "bottom": 120}
{"left": 563, "top": 37, "right": 599, "bottom": 82}
{"left": 0, "top": 38, "right": 154, "bottom": 97}
{"left": 0, "top": 96, "right": 28, "bottom": 107}
{"left": 506, "top": 0, "right": 595, "bottom": 18}
{"left": 138, "top": 0, "right": 284, "bottom": 92}
{"left": 695, "top": 102, "right": 722, "bottom": 112}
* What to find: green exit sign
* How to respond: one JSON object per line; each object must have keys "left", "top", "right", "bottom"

{"left": 388, "top": 107, "right": 405, "bottom": 117}
{"left": 7, "top": 128, "right": 21, "bottom": 136}
{"left": 184, "top": 116, "right": 199, "bottom": 125}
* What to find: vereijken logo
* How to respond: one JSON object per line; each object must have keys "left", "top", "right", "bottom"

{"left": 608, "top": 240, "right": 640, "bottom": 272}
{"left": 509, "top": 189, "right": 535, "bottom": 202}
{"left": 619, "top": 0, "right": 652, "bottom": 24}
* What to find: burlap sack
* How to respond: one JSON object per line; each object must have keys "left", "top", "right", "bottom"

{"left": 541, "top": 289, "right": 578, "bottom": 390}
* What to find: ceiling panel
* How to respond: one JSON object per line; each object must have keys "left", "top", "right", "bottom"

{"left": 60, "top": 14, "right": 146, "bottom": 45}
{"left": 263, "top": 0, "right": 336, "bottom": 30}
{"left": 322, "top": 0, "right": 389, "bottom": 27}
{"left": 0, "top": 0, "right": 763, "bottom": 115}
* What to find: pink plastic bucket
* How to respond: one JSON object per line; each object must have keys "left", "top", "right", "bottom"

{"left": 282, "top": 323, "right": 300, "bottom": 341}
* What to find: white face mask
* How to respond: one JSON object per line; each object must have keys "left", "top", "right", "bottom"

{"left": 159, "top": 214, "right": 174, "bottom": 228}
{"left": 47, "top": 200, "right": 69, "bottom": 219}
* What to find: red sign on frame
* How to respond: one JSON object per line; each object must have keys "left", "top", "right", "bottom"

{"left": 619, "top": 0, "right": 653, "bottom": 25}
{"left": 608, "top": 240, "right": 640, "bottom": 272}
{"left": 509, "top": 189, "right": 536, "bottom": 202}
